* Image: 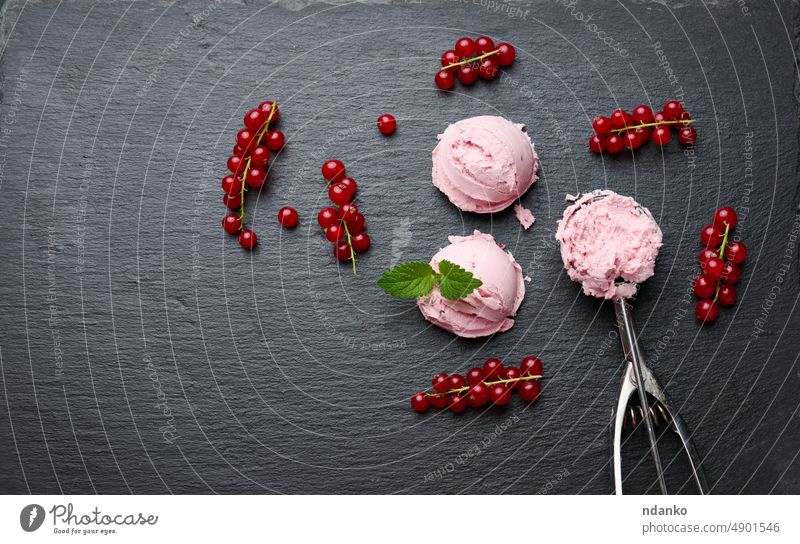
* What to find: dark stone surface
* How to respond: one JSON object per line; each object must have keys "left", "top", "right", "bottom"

{"left": 0, "top": 0, "right": 798, "bottom": 494}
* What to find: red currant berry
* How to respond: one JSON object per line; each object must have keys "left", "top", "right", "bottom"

{"left": 350, "top": 232, "right": 370, "bottom": 252}
{"left": 328, "top": 182, "right": 352, "bottom": 206}
{"left": 588, "top": 134, "right": 606, "bottom": 154}
{"left": 466, "top": 383, "right": 490, "bottom": 408}
{"left": 635, "top": 126, "right": 651, "bottom": 144}
{"left": 520, "top": 356, "right": 543, "bottom": 376}
{"left": 475, "top": 35, "right": 495, "bottom": 54}
{"left": 606, "top": 134, "right": 624, "bottom": 154}
{"left": 339, "top": 177, "right": 357, "bottom": 197}
{"left": 227, "top": 155, "right": 245, "bottom": 175}
{"left": 236, "top": 128, "right": 256, "bottom": 151}
{"left": 702, "top": 257, "right": 724, "bottom": 281}
{"left": 652, "top": 126, "right": 672, "bottom": 145}
{"left": 720, "top": 262, "right": 741, "bottom": 285}
{"left": 411, "top": 392, "right": 430, "bottom": 413}
{"left": 244, "top": 108, "right": 266, "bottom": 131}
{"left": 699, "top": 248, "right": 719, "bottom": 264}
{"left": 676, "top": 111, "right": 693, "bottom": 127}
{"left": 653, "top": 111, "right": 666, "bottom": 124}
{"left": 448, "top": 374, "right": 466, "bottom": 390}
{"left": 725, "top": 241, "right": 747, "bottom": 264}
{"left": 454, "top": 37, "right": 476, "bottom": 58}
{"left": 632, "top": 104, "right": 655, "bottom": 124}
{"left": 339, "top": 202, "right": 358, "bottom": 219}
{"left": 238, "top": 229, "right": 257, "bottom": 250}
{"left": 251, "top": 145, "right": 270, "bottom": 167}
{"left": 449, "top": 394, "right": 468, "bottom": 413}
{"left": 692, "top": 275, "right": 716, "bottom": 299}
{"left": 717, "top": 285, "right": 737, "bottom": 306}
{"left": 264, "top": 130, "right": 285, "bottom": 152}
{"left": 222, "top": 213, "right": 242, "bottom": 234}
{"left": 317, "top": 207, "right": 338, "bottom": 229}
{"left": 325, "top": 224, "right": 345, "bottom": 244}
{"left": 277, "top": 206, "right": 298, "bottom": 228}
{"left": 500, "top": 366, "right": 521, "bottom": 389}
{"left": 713, "top": 206, "right": 737, "bottom": 229}
{"left": 223, "top": 193, "right": 242, "bottom": 209}
{"left": 441, "top": 49, "right": 460, "bottom": 70}
{"left": 333, "top": 241, "right": 352, "bottom": 262}
{"left": 258, "top": 100, "right": 279, "bottom": 121}
{"left": 519, "top": 381, "right": 541, "bottom": 402}
{"left": 345, "top": 212, "right": 365, "bottom": 234}
{"left": 457, "top": 64, "right": 478, "bottom": 86}
{"left": 489, "top": 384, "right": 511, "bottom": 406}
{"left": 623, "top": 131, "right": 641, "bottom": 150}
{"left": 478, "top": 58, "right": 499, "bottom": 80}
{"left": 245, "top": 166, "right": 266, "bottom": 188}
{"left": 429, "top": 394, "right": 449, "bottom": 410}
{"left": 592, "top": 115, "right": 612, "bottom": 134}
{"left": 221, "top": 175, "right": 242, "bottom": 195}
{"left": 695, "top": 299, "right": 718, "bottom": 322}
{"left": 678, "top": 126, "right": 697, "bottom": 146}
{"left": 700, "top": 224, "right": 724, "bottom": 247}
{"left": 662, "top": 100, "right": 684, "bottom": 120}
{"left": 611, "top": 109, "right": 635, "bottom": 129}
{"left": 322, "top": 159, "right": 346, "bottom": 183}
{"left": 495, "top": 42, "right": 515, "bottom": 66}
{"left": 233, "top": 144, "right": 246, "bottom": 157}
{"left": 377, "top": 114, "right": 396, "bottom": 135}
{"left": 432, "top": 373, "right": 449, "bottom": 393}
{"left": 435, "top": 70, "right": 455, "bottom": 90}
{"left": 466, "top": 367, "right": 485, "bottom": 385}
{"left": 483, "top": 358, "right": 504, "bottom": 379}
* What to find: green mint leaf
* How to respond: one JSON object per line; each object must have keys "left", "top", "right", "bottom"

{"left": 377, "top": 261, "right": 437, "bottom": 298}
{"left": 437, "top": 259, "right": 483, "bottom": 301}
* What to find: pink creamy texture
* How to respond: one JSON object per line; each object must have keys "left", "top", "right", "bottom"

{"left": 513, "top": 204, "right": 535, "bottom": 229}
{"left": 432, "top": 116, "right": 539, "bottom": 213}
{"left": 417, "top": 230, "right": 525, "bottom": 338}
{"left": 555, "top": 191, "right": 663, "bottom": 299}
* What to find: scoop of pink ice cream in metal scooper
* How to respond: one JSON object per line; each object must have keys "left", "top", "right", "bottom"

{"left": 556, "top": 189, "right": 708, "bottom": 495}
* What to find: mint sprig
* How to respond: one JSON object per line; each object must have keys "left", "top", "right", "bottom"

{"left": 377, "top": 259, "right": 482, "bottom": 301}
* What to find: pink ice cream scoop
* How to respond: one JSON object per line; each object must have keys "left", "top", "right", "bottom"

{"left": 555, "top": 190, "right": 663, "bottom": 299}
{"left": 432, "top": 115, "right": 539, "bottom": 213}
{"left": 417, "top": 230, "right": 525, "bottom": 338}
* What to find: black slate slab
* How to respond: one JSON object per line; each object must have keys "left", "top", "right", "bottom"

{"left": 0, "top": 0, "right": 798, "bottom": 494}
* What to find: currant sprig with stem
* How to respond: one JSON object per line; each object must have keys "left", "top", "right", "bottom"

{"left": 426, "top": 374, "right": 542, "bottom": 397}
{"left": 711, "top": 222, "right": 731, "bottom": 303}
{"left": 608, "top": 118, "right": 696, "bottom": 134}
{"left": 238, "top": 103, "right": 277, "bottom": 222}
{"left": 441, "top": 48, "right": 501, "bottom": 71}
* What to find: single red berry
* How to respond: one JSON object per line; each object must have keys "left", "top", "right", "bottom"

{"left": 478, "top": 58, "right": 499, "bottom": 80}
{"left": 258, "top": 100, "right": 280, "bottom": 121}
{"left": 662, "top": 100, "right": 684, "bottom": 120}
{"left": 700, "top": 224, "right": 724, "bottom": 247}
{"left": 676, "top": 111, "right": 693, "bottom": 126}
{"left": 339, "top": 177, "right": 357, "bottom": 197}
{"left": 317, "top": 207, "right": 339, "bottom": 229}
{"left": 222, "top": 213, "right": 242, "bottom": 234}
{"left": 466, "top": 383, "right": 490, "bottom": 408}
{"left": 678, "top": 126, "right": 697, "bottom": 146}
{"left": 449, "top": 394, "right": 468, "bottom": 413}
{"left": 483, "top": 358, "right": 504, "bottom": 379}
{"left": 500, "top": 366, "right": 521, "bottom": 389}
{"left": 277, "top": 206, "right": 298, "bottom": 228}
{"left": 411, "top": 392, "right": 430, "bottom": 413}
{"left": 325, "top": 224, "right": 345, "bottom": 244}
{"left": 606, "top": 134, "right": 624, "bottom": 154}
{"left": 720, "top": 262, "right": 741, "bottom": 285}
{"left": 692, "top": 275, "right": 716, "bottom": 299}
{"left": 519, "top": 381, "right": 541, "bottom": 402}
{"left": 441, "top": 49, "right": 460, "bottom": 70}
{"left": 611, "top": 109, "right": 635, "bottom": 129}
{"left": 635, "top": 126, "right": 651, "bottom": 144}
{"left": 592, "top": 115, "right": 612, "bottom": 134}
{"left": 695, "top": 299, "right": 719, "bottom": 322}
{"left": 345, "top": 212, "right": 365, "bottom": 234}
{"left": 435, "top": 70, "right": 455, "bottom": 90}
{"left": 702, "top": 257, "right": 724, "bottom": 281}
{"left": 238, "top": 229, "right": 257, "bottom": 250}
{"left": 227, "top": 155, "right": 245, "bottom": 175}
{"left": 652, "top": 126, "right": 672, "bottom": 145}
{"left": 328, "top": 182, "right": 352, "bottom": 206}
{"left": 475, "top": 35, "right": 495, "bottom": 54}
{"left": 221, "top": 174, "right": 242, "bottom": 195}
{"left": 454, "top": 37, "right": 476, "bottom": 58}
{"left": 654, "top": 111, "right": 666, "bottom": 123}
{"left": 351, "top": 232, "right": 370, "bottom": 252}
{"left": 489, "top": 384, "right": 511, "bottom": 406}
{"left": 223, "top": 193, "right": 242, "bottom": 209}
{"left": 244, "top": 108, "right": 266, "bottom": 131}
{"left": 322, "top": 159, "right": 346, "bottom": 183}
{"left": 264, "top": 130, "right": 285, "bottom": 151}
{"left": 588, "top": 134, "right": 606, "bottom": 154}
{"left": 429, "top": 394, "right": 449, "bottom": 409}
{"left": 457, "top": 64, "right": 478, "bottom": 86}
{"left": 725, "top": 241, "right": 747, "bottom": 264}
{"left": 699, "top": 248, "right": 719, "bottom": 264}
{"left": 448, "top": 374, "right": 466, "bottom": 390}
{"left": 339, "top": 202, "right": 358, "bottom": 220}
{"left": 632, "top": 104, "right": 655, "bottom": 124}
{"left": 432, "top": 373, "right": 449, "bottom": 393}
{"left": 466, "top": 367, "right": 485, "bottom": 385}
{"left": 713, "top": 206, "right": 738, "bottom": 229}
{"left": 717, "top": 285, "right": 737, "bottom": 306}
{"left": 245, "top": 166, "right": 266, "bottom": 188}
{"left": 251, "top": 145, "right": 270, "bottom": 166}
{"left": 377, "top": 114, "right": 396, "bottom": 135}
{"left": 232, "top": 144, "right": 246, "bottom": 157}
{"left": 334, "top": 241, "right": 351, "bottom": 262}
{"left": 520, "top": 356, "right": 543, "bottom": 376}
{"left": 236, "top": 128, "right": 256, "bottom": 151}
{"left": 623, "top": 131, "right": 641, "bottom": 150}
{"left": 495, "top": 42, "right": 515, "bottom": 66}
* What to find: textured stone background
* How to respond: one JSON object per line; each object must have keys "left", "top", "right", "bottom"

{"left": 0, "top": 0, "right": 798, "bottom": 494}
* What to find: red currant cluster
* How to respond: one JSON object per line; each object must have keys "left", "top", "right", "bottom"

{"left": 693, "top": 206, "right": 747, "bottom": 323}
{"left": 411, "top": 356, "right": 543, "bottom": 414}
{"left": 588, "top": 100, "right": 697, "bottom": 154}
{"left": 316, "top": 160, "right": 371, "bottom": 273}
{"left": 435, "top": 36, "right": 516, "bottom": 90}
{"left": 221, "top": 100, "right": 286, "bottom": 250}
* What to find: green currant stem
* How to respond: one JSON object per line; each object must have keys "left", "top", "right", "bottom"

{"left": 608, "top": 118, "right": 696, "bottom": 134}
{"left": 426, "top": 374, "right": 542, "bottom": 397}
{"left": 342, "top": 219, "right": 357, "bottom": 275}
{"left": 712, "top": 222, "right": 731, "bottom": 303}
{"left": 442, "top": 49, "right": 499, "bottom": 71}
{"left": 238, "top": 102, "right": 277, "bottom": 224}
